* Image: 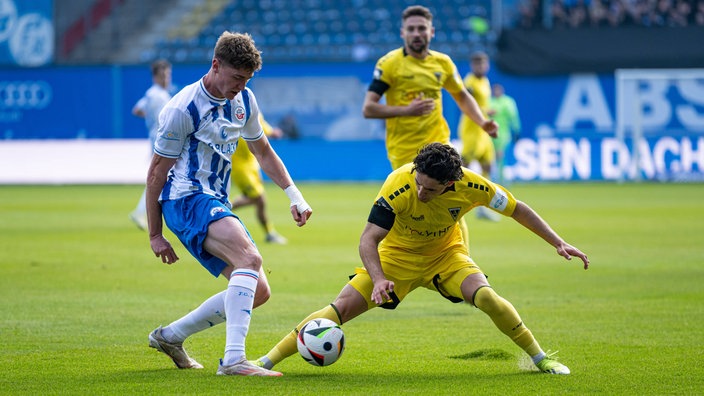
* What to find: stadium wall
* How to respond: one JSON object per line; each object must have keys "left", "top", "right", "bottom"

{"left": 0, "top": 62, "right": 702, "bottom": 183}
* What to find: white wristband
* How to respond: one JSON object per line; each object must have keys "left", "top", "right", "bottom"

{"left": 284, "top": 185, "right": 311, "bottom": 214}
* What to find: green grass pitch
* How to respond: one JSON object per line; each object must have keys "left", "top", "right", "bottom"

{"left": 1, "top": 182, "right": 702, "bottom": 395}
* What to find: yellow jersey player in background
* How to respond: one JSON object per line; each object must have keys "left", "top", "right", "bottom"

{"left": 254, "top": 143, "right": 589, "bottom": 375}
{"left": 362, "top": 5, "right": 498, "bottom": 249}
{"left": 457, "top": 51, "right": 499, "bottom": 221}
{"left": 231, "top": 114, "right": 287, "bottom": 244}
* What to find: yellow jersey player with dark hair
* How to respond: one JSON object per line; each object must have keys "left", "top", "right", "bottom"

{"left": 254, "top": 143, "right": 589, "bottom": 375}
{"left": 362, "top": 5, "right": 498, "bottom": 249}
{"left": 231, "top": 114, "right": 287, "bottom": 244}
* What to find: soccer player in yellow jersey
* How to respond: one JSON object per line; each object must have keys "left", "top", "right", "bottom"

{"left": 362, "top": 5, "right": 498, "bottom": 248}
{"left": 362, "top": 5, "right": 497, "bottom": 170}
{"left": 255, "top": 143, "right": 589, "bottom": 375}
{"left": 231, "top": 114, "right": 287, "bottom": 244}
{"left": 458, "top": 51, "right": 499, "bottom": 220}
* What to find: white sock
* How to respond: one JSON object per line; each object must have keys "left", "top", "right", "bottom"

{"left": 161, "top": 291, "right": 227, "bottom": 343}
{"left": 531, "top": 350, "right": 547, "bottom": 364}
{"left": 222, "top": 269, "right": 258, "bottom": 366}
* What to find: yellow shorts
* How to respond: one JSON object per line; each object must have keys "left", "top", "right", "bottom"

{"left": 231, "top": 160, "right": 264, "bottom": 199}
{"left": 458, "top": 115, "right": 495, "bottom": 165}
{"left": 348, "top": 246, "right": 483, "bottom": 310}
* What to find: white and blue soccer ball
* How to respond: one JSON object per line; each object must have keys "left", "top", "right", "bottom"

{"left": 296, "top": 318, "right": 345, "bottom": 367}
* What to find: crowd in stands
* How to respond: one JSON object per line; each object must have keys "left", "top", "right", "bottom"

{"left": 517, "top": 0, "right": 704, "bottom": 28}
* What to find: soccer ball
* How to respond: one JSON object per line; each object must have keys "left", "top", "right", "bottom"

{"left": 297, "top": 318, "right": 345, "bottom": 366}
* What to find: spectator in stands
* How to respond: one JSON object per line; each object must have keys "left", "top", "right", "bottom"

{"left": 589, "top": 0, "right": 611, "bottom": 26}
{"left": 551, "top": 0, "right": 571, "bottom": 28}
{"left": 518, "top": 0, "right": 543, "bottom": 28}
{"left": 568, "top": 0, "right": 590, "bottom": 27}
{"left": 129, "top": 59, "right": 172, "bottom": 231}
{"left": 521, "top": 0, "right": 700, "bottom": 28}
{"left": 695, "top": 1, "right": 704, "bottom": 25}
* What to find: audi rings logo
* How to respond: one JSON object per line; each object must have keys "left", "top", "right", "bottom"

{"left": 0, "top": 81, "right": 52, "bottom": 109}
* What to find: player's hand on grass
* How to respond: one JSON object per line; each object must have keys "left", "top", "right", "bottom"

{"left": 150, "top": 235, "right": 179, "bottom": 264}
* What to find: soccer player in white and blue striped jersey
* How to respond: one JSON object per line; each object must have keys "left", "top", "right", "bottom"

{"left": 144, "top": 32, "right": 312, "bottom": 377}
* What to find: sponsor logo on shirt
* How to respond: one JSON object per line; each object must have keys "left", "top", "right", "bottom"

{"left": 405, "top": 224, "right": 453, "bottom": 238}
{"left": 490, "top": 188, "right": 509, "bottom": 211}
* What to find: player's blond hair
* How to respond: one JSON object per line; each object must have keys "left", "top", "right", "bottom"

{"left": 213, "top": 31, "right": 262, "bottom": 72}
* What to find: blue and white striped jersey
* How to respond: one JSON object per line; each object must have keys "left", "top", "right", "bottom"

{"left": 153, "top": 78, "right": 263, "bottom": 205}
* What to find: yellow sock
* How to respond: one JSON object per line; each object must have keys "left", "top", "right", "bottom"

{"left": 459, "top": 216, "right": 470, "bottom": 254}
{"left": 265, "top": 305, "right": 341, "bottom": 367}
{"left": 473, "top": 286, "right": 541, "bottom": 356}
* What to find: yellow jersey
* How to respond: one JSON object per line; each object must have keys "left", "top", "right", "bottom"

{"left": 458, "top": 73, "right": 491, "bottom": 139}
{"left": 370, "top": 48, "right": 466, "bottom": 169}
{"left": 370, "top": 163, "right": 517, "bottom": 256}
{"left": 458, "top": 73, "right": 493, "bottom": 161}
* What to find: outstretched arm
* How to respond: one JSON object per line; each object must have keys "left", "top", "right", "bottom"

{"left": 511, "top": 200, "right": 589, "bottom": 269}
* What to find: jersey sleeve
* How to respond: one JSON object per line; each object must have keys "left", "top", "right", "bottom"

{"left": 153, "top": 106, "right": 194, "bottom": 158}
{"left": 442, "top": 56, "right": 465, "bottom": 95}
{"left": 240, "top": 88, "right": 264, "bottom": 142}
{"left": 368, "top": 52, "right": 395, "bottom": 95}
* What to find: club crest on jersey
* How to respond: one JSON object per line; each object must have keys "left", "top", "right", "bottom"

{"left": 234, "top": 106, "right": 246, "bottom": 121}
{"left": 210, "top": 207, "right": 226, "bottom": 217}
{"left": 448, "top": 207, "right": 461, "bottom": 221}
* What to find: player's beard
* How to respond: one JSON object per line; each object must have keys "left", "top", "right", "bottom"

{"left": 407, "top": 38, "right": 428, "bottom": 55}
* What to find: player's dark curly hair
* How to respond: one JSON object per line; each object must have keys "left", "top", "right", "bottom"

{"left": 412, "top": 143, "right": 463, "bottom": 184}
{"left": 214, "top": 31, "right": 262, "bottom": 72}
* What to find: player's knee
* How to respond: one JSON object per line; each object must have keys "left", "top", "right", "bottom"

{"left": 239, "top": 251, "right": 263, "bottom": 271}
{"left": 473, "top": 286, "right": 500, "bottom": 313}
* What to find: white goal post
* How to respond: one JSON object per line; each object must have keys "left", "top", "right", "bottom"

{"left": 615, "top": 68, "right": 704, "bottom": 182}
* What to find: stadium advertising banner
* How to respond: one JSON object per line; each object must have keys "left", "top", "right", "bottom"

{"left": 491, "top": 71, "right": 704, "bottom": 182}
{"left": 0, "top": 0, "right": 54, "bottom": 67}
{"left": 0, "top": 63, "right": 701, "bottom": 182}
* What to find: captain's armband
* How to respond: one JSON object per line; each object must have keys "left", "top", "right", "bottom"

{"left": 368, "top": 203, "right": 395, "bottom": 230}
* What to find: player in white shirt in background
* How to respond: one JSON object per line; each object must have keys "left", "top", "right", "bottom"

{"left": 144, "top": 31, "right": 312, "bottom": 377}
{"left": 130, "top": 59, "right": 173, "bottom": 230}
